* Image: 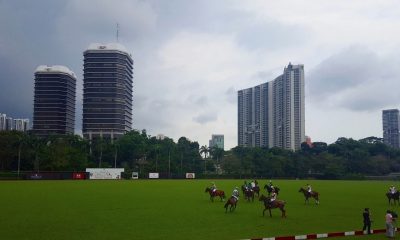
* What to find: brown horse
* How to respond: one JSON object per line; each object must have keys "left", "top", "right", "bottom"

{"left": 205, "top": 187, "right": 225, "bottom": 202}
{"left": 299, "top": 187, "right": 319, "bottom": 205}
{"left": 244, "top": 188, "right": 254, "bottom": 202}
{"left": 259, "top": 194, "right": 286, "bottom": 218}
{"left": 386, "top": 191, "right": 400, "bottom": 205}
{"left": 224, "top": 196, "right": 237, "bottom": 213}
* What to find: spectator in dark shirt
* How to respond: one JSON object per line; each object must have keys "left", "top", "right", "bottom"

{"left": 362, "top": 208, "right": 371, "bottom": 234}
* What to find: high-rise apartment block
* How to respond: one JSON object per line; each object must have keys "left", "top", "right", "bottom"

{"left": 0, "top": 113, "right": 30, "bottom": 131}
{"left": 14, "top": 119, "right": 30, "bottom": 132}
{"left": 82, "top": 43, "right": 133, "bottom": 140}
{"left": 0, "top": 113, "right": 12, "bottom": 130}
{"left": 33, "top": 65, "right": 76, "bottom": 136}
{"left": 238, "top": 63, "right": 305, "bottom": 151}
{"left": 383, "top": 109, "right": 400, "bottom": 148}
{"left": 209, "top": 134, "right": 224, "bottom": 150}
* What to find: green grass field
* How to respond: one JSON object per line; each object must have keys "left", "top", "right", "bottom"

{"left": 0, "top": 179, "right": 398, "bottom": 240}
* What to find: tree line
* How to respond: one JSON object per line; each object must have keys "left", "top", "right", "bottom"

{"left": 1, "top": 130, "right": 399, "bottom": 179}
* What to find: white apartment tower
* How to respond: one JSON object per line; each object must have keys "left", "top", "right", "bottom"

{"left": 238, "top": 63, "right": 305, "bottom": 151}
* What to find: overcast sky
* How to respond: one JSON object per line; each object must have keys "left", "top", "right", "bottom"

{"left": 1, "top": 0, "right": 400, "bottom": 149}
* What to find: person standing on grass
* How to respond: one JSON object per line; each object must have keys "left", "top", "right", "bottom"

{"left": 386, "top": 210, "right": 395, "bottom": 238}
{"left": 362, "top": 208, "right": 371, "bottom": 234}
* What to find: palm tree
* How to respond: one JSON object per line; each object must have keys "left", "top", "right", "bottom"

{"left": 200, "top": 145, "right": 209, "bottom": 159}
{"left": 199, "top": 145, "right": 209, "bottom": 174}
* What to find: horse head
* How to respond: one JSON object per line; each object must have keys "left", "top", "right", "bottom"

{"left": 205, "top": 187, "right": 210, "bottom": 193}
{"left": 259, "top": 194, "right": 267, "bottom": 201}
{"left": 298, "top": 187, "right": 305, "bottom": 193}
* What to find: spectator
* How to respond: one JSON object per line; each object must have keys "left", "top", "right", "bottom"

{"left": 386, "top": 210, "right": 395, "bottom": 238}
{"left": 362, "top": 208, "right": 371, "bottom": 234}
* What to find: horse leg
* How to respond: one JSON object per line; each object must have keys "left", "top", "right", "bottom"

{"left": 269, "top": 209, "right": 272, "bottom": 217}
{"left": 281, "top": 208, "right": 286, "bottom": 218}
{"left": 262, "top": 208, "right": 266, "bottom": 217}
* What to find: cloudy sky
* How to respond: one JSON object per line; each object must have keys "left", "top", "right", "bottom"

{"left": 1, "top": 0, "right": 400, "bottom": 149}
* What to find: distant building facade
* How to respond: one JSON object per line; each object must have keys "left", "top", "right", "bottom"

{"left": 82, "top": 43, "right": 133, "bottom": 140}
{"left": 0, "top": 113, "right": 13, "bottom": 130}
{"left": 33, "top": 65, "right": 76, "bottom": 136}
{"left": 383, "top": 109, "right": 400, "bottom": 148}
{"left": 238, "top": 63, "right": 305, "bottom": 151}
{"left": 0, "top": 113, "right": 5, "bottom": 130}
{"left": 14, "top": 119, "right": 30, "bottom": 132}
{"left": 156, "top": 134, "right": 165, "bottom": 140}
{"left": 209, "top": 134, "right": 224, "bottom": 150}
{"left": 0, "top": 113, "right": 30, "bottom": 131}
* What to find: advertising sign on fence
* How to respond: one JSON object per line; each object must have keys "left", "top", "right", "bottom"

{"left": 149, "top": 173, "right": 159, "bottom": 179}
{"left": 86, "top": 168, "right": 124, "bottom": 180}
{"left": 72, "top": 172, "right": 86, "bottom": 180}
{"left": 186, "top": 173, "right": 195, "bottom": 179}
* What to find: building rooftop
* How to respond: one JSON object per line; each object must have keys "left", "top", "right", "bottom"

{"left": 35, "top": 65, "right": 76, "bottom": 78}
{"left": 86, "top": 43, "right": 131, "bottom": 55}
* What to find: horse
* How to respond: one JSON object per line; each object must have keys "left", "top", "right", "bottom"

{"left": 244, "top": 188, "right": 254, "bottom": 202}
{"left": 205, "top": 187, "right": 225, "bottom": 202}
{"left": 386, "top": 191, "right": 400, "bottom": 205}
{"left": 259, "top": 194, "right": 286, "bottom": 218}
{"left": 224, "top": 196, "right": 238, "bottom": 213}
{"left": 299, "top": 187, "right": 319, "bottom": 205}
{"left": 252, "top": 185, "right": 260, "bottom": 197}
{"left": 241, "top": 184, "right": 247, "bottom": 195}
{"left": 264, "top": 184, "right": 280, "bottom": 196}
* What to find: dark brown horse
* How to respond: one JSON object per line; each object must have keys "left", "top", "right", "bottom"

{"left": 264, "top": 185, "right": 280, "bottom": 196}
{"left": 252, "top": 185, "right": 260, "bottom": 197}
{"left": 299, "top": 187, "right": 319, "bottom": 205}
{"left": 386, "top": 191, "right": 400, "bottom": 205}
{"left": 224, "top": 196, "right": 237, "bottom": 213}
{"left": 244, "top": 188, "right": 254, "bottom": 202}
{"left": 205, "top": 187, "right": 225, "bottom": 202}
{"left": 259, "top": 194, "right": 286, "bottom": 218}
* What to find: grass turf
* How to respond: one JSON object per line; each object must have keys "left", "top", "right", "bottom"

{"left": 0, "top": 179, "right": 398, "bottom": 240}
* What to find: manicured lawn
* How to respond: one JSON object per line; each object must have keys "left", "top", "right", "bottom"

{"left": 0, "top": 179, "right": 398, "bottom": 240}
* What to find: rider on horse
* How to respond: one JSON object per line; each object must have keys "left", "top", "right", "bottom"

{"left": 232, "top": 187, "right": 240, "bottom": 201}
{"left": 269, "top": 180, "right": 275, "bottom": 191}
{"left": 210, "top": 182, "right": 217, "bottom": 193}
{"left": 390, "top": 185, "right": 397, "bottom": 194}
{"left": 307, "top": 184, "right": 312, "bottom": 194}
{"left": 269, "top": 190, "right": 277, "bottom": 207}
{"left": 247, "top": 181, "right": 253, "bottom": 191}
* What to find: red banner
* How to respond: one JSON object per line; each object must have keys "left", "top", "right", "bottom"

{"left": 72, "top": 172, "right": 86, "bottom": 180}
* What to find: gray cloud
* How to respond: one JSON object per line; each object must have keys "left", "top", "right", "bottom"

{"left": 193, "top": 112, "right": 218, "bottom": 125}
{"left": 225, "top": 87, "right": 236, "bottom": 104}
{"left": 2, "top": 0, "right": 400, "bottom": 149}
{"left": 307, "top": 45, "right": 400, "bottom": 111}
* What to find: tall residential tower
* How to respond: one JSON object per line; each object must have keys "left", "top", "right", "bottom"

{"left": 238, "top": 63, "right": 305, "bottom": 151}
{"left": 82, "top": 43, "right": 133, "bottom": 140}
{"left": 383, "top": 109, "right": 400, "bottom": 148}
{"left": 33, "top": 65, "right": 76, "bottom": 136}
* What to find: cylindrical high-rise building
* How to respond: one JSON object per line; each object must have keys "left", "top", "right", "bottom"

{"left": 82, "top": 43, "right": 133, "bottom": 140}
{"left": 33, "top": 65, "right": 76, "bottom": 136}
